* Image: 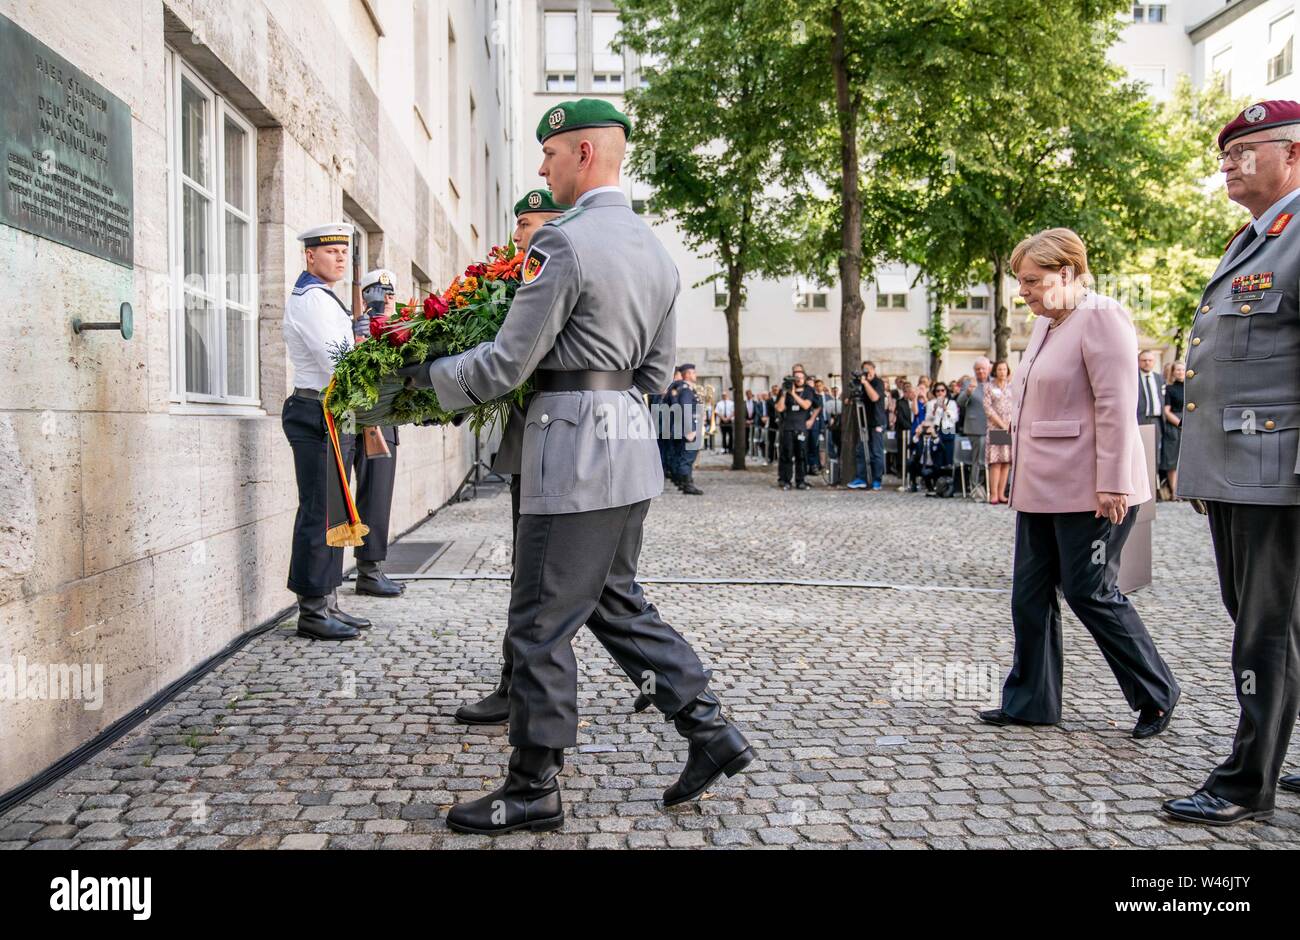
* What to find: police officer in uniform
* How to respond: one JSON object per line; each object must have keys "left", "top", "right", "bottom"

{"left": 406, "top": 100, "right": 754, "bottom": 834}
{"left": 1163, "top": 101, "right": 1300, "bottom": 825}
{"left": 282, "top": 223, "right": 370, "bottom": 641}
{"left": 668, "top": 363, "right": 704, "bottom": 495}
{"left": 652, "top": 367, "right": 681, "bottom": 478}
{"left": 351, "top": 269, "right": 405, "bottom": 598}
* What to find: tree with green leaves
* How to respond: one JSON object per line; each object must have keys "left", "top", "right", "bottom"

{"left": 890, "top": 0, "right": 1172, "bottom": 363}
{"left": 1123, "top": 75, "right": 1245, "bottom": 358}
{"left": 619, "top": 0, "right": 812, "bottom": 469}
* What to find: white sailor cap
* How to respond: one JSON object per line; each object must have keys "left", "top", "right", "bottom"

{"left": 360, "top": 269, "right": 397, "bottom": 292}
{"left": 297, "top": 222, "right": 354, "bottom": 247}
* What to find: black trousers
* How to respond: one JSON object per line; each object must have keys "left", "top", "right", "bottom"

{"left": 720, "top": 422, "right": 732, "bottom": 452}
{"left": 283, "top": 394, "right": 355, "bottom": 596}
{"left": 778, "top": 427, "right": 807, "bottom": 485}
{"left": 353, "top": 426, "right": 399, "bottom": 563}
{"left": 1001, "top": 509, "right": 1179, "bottom": 724}
{"left": 1203, "top": 501, "right": 1300, "bottom": 810}
{"left": 507, "top": 500, "right": 712, "bottom": 748}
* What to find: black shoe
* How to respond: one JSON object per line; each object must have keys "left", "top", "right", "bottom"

{"left": 633, "top": 692, "right": 653, "bottom": 713}
{"left": 1133, "top": 689, "right": 1179, "bottom": 739}
{"left": 795, "top": 482, "right": 810, "bottom": 490}
{"left": 977, "top": 708, "right": 1054, "bottom": 728}
{"left": 680, "top": 475, "right": 704, "bottom": 495}
{"left": 1280, "top": 774, "right": 1300, "bottom": 794}
{"left": 780, "top": 483, "right": 792, "bottom": 491}
{"left": 446, "top": 746, "right": 565, "bottom": 834}
{"left": 294, "top": 595, "right": 360, "bottom": 641}
{"left": 663, "top": 690, "right": 754, "bottom": 807}
{"left": 328, "top": 591, "right": 371, "bottom": 630}
{"left": 1162, "top": 789, "right": 1273, "bottom": 826}
{"left": 355, "top": 566, "right": 404, "bottom": 597}
{"left": 455, "top": 677, "right": 511, "bottom": 725}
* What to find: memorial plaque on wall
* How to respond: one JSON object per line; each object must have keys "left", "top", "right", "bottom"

{"left": 0, "top": 12, "right": 133, "bottom": 267}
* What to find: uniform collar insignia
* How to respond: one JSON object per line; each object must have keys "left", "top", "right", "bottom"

{"left": 1267, "top": 212, "right": 1294, "bottom": 236}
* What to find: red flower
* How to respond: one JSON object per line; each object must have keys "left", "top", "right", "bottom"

{"left": 368, "top": 314, "right": 388, "bottom": 339}
{"left": 464, "top": 262, "right": 487, "bottom": 279}
{"left": 423, "top": 294, "right": 450, "bottom": 319}
{"left": 389, "top": 324, "right": 412, "bottom": 346}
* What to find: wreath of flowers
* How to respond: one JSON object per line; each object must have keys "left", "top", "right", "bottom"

{"left": 326, "top": 243, "right": 527, "bottom": 432}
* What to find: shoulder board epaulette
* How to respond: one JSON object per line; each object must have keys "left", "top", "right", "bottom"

{"left": 1267, "top": 212, "right": 1294, "bottom": 237}
{"left": 545, "top": 205, "right": 587, "bottom": 227}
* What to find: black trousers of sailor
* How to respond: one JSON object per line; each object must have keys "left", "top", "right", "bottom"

{"left": 283, "top": 393, "right": 355, "bottom": 596}
{"left": 353, "top": 426, "right": 399, "bottom": 563}
{"left": 1203, "top": 502, "right": 1300, "bottom": 810}
{"left": 507, "top": 499, "right": 712, "bottom": 748}
{"left": 1000, "top": 508, "right": 1180, "bottom": 724}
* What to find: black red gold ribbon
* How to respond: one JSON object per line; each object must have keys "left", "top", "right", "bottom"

{"left": 322, "top": 378, "right": 370, "bottom": 548}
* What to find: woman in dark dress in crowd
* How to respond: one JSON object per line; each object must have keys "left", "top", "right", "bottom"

{"left": 1160, "top": 360, "right": 1185, "bottom": 499}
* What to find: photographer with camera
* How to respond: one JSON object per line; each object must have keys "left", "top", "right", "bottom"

{"left": 848, "top": 361, "right": 887, "bottom": 490}
{"left": 774, "top": 366, "right": 819, "bottom": 491}
{"left": 908, "top": 419, "right": 954, "bottom": 495}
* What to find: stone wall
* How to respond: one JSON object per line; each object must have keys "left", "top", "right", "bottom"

{"left": 0, "top": 0, "right": 499, "bottom": 795}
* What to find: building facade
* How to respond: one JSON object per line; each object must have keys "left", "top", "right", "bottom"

{"left": 0, "top": 0, "right": 523, "bottom": 796}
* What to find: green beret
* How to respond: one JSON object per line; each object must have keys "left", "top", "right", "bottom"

{"left": 536, "top": 99, "right": 632, "bottom": 143}
{"left": 513, "top": 189, "right": 571, "bottom": 217}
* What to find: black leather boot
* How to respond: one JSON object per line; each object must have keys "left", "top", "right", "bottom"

{"left": 446, "top": 746, "right": 565, "bottom": 834}
{"left": 455, "top": 671, "right": 511, "bottom": 725}
{"left": 295, "top": 595, "right": 360, "bottom": 641}
{"left": 679, "top": 473, "right": 704, "bottom": 496}
{"left": 1280, "top": 773, "right": 1300, "bottom": 794}
{"left": 328, "top": 590, "right": 371, "bottom": 630}
{"left": 355, "top": 560, "right": 404, "bottom": 597}
{"left": 663, "top": 689, "right": 754, "bottom": 807}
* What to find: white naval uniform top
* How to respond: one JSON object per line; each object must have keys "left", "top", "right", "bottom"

{"left": 284, "top": 271, "right": 354, "bottom": 391}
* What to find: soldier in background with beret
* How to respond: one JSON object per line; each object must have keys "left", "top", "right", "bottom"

{"left": 1163, "top": 101, "right": 1300, "bottom": 826}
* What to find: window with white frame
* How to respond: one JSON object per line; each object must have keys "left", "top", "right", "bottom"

{"left": 1131, "top": 3, "right": 1165, "bottom": 23}
{"left": 876, "top": 291, "right": 908, "bottom": 310}
{"left": 591, "top": 12, "right": 624, "bottom": 91}
{"left": 955, "top": 294, "right": 988, "bottom": 312}
{"left": 1212, "top": 47, "right": 1233, "bottom": 96}
{"left": 545, "top": 12, "right": 578, "bottom": 90}
{"left": 167, "top": 51, "right": 258, "bottom": 406}
{"left": 1269, "top": 13, "right": 1294, "bottom": 84}
{"left": 793, "top": 279, "right": 828, "bottom": 310}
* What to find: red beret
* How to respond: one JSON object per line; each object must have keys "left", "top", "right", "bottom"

{"left": 1219, "top": 100, "right": 1300, "bottom": 150}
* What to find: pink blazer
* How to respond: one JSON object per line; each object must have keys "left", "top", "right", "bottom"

{"left": 1009, "top": 293, "right": 1151, "bottom": 513}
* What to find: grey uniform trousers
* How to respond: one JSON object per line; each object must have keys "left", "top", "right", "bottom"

{"left": 507, "top": 499, "right": 712, "bottom": 748}
{"left": 1204, "top": 502, "right": 1300, "bottom": 810}
{"left": 1000, "top": 508, "right": 1180, "bottom": 724}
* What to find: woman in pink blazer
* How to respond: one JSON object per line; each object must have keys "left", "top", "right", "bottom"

{"left": 979, "top": 229, "right": 1180, "bottom": 738}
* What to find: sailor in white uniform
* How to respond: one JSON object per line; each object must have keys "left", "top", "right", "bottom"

{"left": 281, "top": 222, "right": 370, "bottom": 640}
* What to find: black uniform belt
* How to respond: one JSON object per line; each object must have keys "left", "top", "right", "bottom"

{"left": 293, "top": 387, "right": 323, "bottom": 399}
{"left": 534, "top": 369, "right": 634, "bottom": 392}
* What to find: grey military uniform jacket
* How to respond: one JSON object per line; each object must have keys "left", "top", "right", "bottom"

{"left": 1177, "top": 191, "right": 1300, "bottom": 505}
{"left": 428, "top": 189, "right": 676, "bottom": 514}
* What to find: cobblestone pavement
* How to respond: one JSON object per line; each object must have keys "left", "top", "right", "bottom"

{"left": 3, "top": 452, "right": 1298, "bottom": 849}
